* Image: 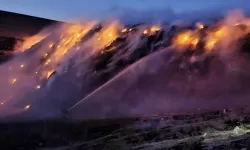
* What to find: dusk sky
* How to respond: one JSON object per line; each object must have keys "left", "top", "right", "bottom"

{"left": 0, "top": 0, "right": 249, "bottom": 22}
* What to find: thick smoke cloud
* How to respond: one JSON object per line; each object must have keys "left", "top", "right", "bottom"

{"left": 2, "top": 8, "right": 250, "bottom": 121}
{"left": 94, "top": 4, "right": 250, "bottom": 24}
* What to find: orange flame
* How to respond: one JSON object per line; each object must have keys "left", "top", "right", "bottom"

{"left": 143, "top": 30, "right": 148, "bottom": 34}
{"left": 38, "top": 22, "right": 96, "bottom": 80}
{"left": 172, "top": 31, "right": 200, "bottom": 50}
{"left": 11, "top": 78, "right": 17, "bottom": 84}
{"left": 46, "top": 70, "right": 54, "bottom": 79}
{"left": 143, "top": 25, "right": 161, "bottom": 35}
{"left": 196, "top": 22, "right": 204, "bottom": 29}
{"left": 150, "top": 25, "right": 161, "bottom": 32}
{"left": 121, "top": 28, "right": 127, "bottom": 33}
{"left": 94, "top": 21, "right": 120, "bottom": 49}
{"left": 50, "top": 23, "right": 95, "bottom": 63}
{"left": 18, "top": 33, "right": 49, "bottom": 52}
{"left": 24, "top": 105, "right": 31, "bottom": 110}
{"left": 170, "top": 10, "right": 250, "bottom": 53}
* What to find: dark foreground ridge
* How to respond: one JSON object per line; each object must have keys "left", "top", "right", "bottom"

{"left": 0, "top": 10, "right": 64, "bottom": 51}
{"left": 0, "top": 110, "right": 250, "bottom": 150}
{"left": 0, "top": 10, "right": 64, "bottom": 39}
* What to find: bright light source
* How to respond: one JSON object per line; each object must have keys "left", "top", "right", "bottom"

{"left": 24, "top": 105, "right": 31, "bottom": 110}
{"left": 36, "top": 85, "right": 41, "bottom": 89}
{"left": 11, "top": 78, "right": 17, "bottom": 84}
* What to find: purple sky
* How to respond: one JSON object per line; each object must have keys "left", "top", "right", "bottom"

{"left": 0, "top": 0, "right": 249, "bottom": 22}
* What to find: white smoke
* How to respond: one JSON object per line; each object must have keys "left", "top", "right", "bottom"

{"left": 2, "top": 9, "right": 250, "bottom": 121}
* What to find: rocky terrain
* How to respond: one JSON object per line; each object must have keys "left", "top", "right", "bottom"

{"left": 0, "top": 110, "right": 249, "bottom": 150}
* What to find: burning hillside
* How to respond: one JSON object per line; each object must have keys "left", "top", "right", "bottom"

{"left": 0, "top": 10, "right": 250, "bottom": 120}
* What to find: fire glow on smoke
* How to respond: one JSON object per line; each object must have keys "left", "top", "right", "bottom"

{"left": 0, "top": 10, "right": 250, "bottom": 118}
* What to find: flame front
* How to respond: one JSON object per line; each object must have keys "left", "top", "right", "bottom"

{"left": 17, "top": 33, "right": 50, "bottom": 52}
{"left": 172, "top": 10, "right": 250, "bottom": 53}
{"left": 94, "top": 21, "right": 121, "bottom": 50}
{"left": 3, "top": 10, "right": 250, "bottom": 119}
{"left": 37, "top": 23, "right": 96, "bottom": 80}
{"left": 143, "top": 25, "right": 161, "bottom": 35}
{"left": 172, "top": 31, "right": 200, "bottom": 51}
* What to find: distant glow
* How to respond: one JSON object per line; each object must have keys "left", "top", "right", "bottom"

{"left": 20, "top": 34, "right": 49, "bottom": 52}
{"left": 24, "top": 105, "right": 31, "bottom": 110}
{"left": 150, "top": 26, "right": 161, "bottom": 32}
{"left": 121, "top": 28, "right": 127, "bottom": 33}
{"left": 49, "top": 43, "right": 54, "bottom": 48}
{"left": 46, "top": 70, "right": 54, "bottom": 79}
{"left": 20, "top": 64, "right": 24, "bottom": 68}
{"left": 11, "top": 78, "right": 17, "bottom": 84}
{"left": 196, "top": 22, "right": 204, "bottom": 29}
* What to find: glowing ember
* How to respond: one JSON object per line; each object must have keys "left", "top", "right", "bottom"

{"left": 19, "top": 33, "right": 49, "bottom": 52}
{"left": 172, "top": 31, "right": 200, "bottom": 50}
{"left": 143, "top": 26, "right": 161, "bottom": 35}
{"left": 121, "top": 28, "right": 127, "bottom": 33}
{"left": 20, "top": 64, "right": 24, "bottom": 68}
{"left": 11, "top": 78, "right": 17, "bottom": 84}
{"left": 196, "top": 22, "right": 204, "bottom": 29}
{"left": 44, "top": 23, "right": 95, "bottom": 68}
{"left": 191, "top": 38, "right": 199, "bottom": 49}
{"left": 143, "top": 30, "right": 148, "bottom": 34}
{"left": 204, "top": 26, "right": 228, "bottom": 51}
{"left": 205, "top": 40, "right": 216, "bottom": 52}
{"left": 36, "top": 85, "right": 41, "bottom": 89}
{"left": 24, "top": 105, "right": 31, "bottom": 110}
{"left": 49, "top": 43, "right": 54, "bottom": 48}
{"left": 46, "top": 70, "right": 54, "bottom": 79}
{"left": 150, "top": 25, "right": 161, "bottom": 32}
{"left": 94, "top": 21, "right": 120, "bottom": 49}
